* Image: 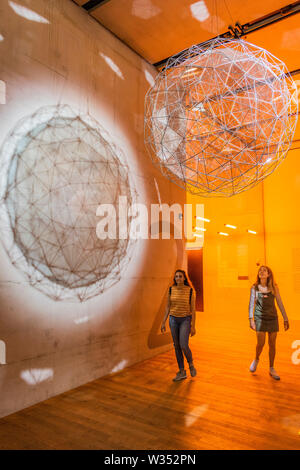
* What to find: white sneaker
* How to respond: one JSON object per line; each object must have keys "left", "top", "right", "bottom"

{"left": 249, "top": 359, "right": 259, "bottom": 373}
{"left": 269, "top": 367, "right": 280, "bottom": 380}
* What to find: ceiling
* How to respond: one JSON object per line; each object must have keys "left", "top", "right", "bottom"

{"left": 72, "top": 0, "right": 300, "bottom": 73}
{"left": 72, "top": 0, "right": 300, "bottom": 144}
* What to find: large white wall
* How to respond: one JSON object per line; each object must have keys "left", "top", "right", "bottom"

{"left": 0, "top": 0, "right": 185, "bottom": 418}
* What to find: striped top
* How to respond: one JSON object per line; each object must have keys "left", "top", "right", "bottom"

{"left": 169, "top": 285, "right": 193, "bottom": 318}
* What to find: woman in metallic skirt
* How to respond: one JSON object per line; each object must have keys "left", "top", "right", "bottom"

{"left": 248, "top": 266, "right": 289, "bottom": 380}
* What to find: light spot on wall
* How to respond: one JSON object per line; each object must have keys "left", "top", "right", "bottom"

{"left": 99, "top": 53, "right": 124, "bottom": 80}
{"left": 9, "top": 1, "right": 50, "bottom": 24}
{"left": 20, "top": 368, "right": 54, "bottom": 385}
{"left": 74, "top": 316, "right": 89, "bottom": 325}
{"left": 132, "top": 0, "right": 161, "bottom": 20}
{"left": 190, "top": 1, "right": 210, "bottom": 22}
{"left": 0, "top": 34, "right": 4, "bottom": 41}
{"left": 185, "top": 404, "right": 208, "bottom": 427}
{"left": 0, "top": 340, "right": 6, "bottom": 364}
{"left": 282, "top": 28, "right": 300, "bottom": 51}
{"left": 0, "top": 80, "right": 6, "bottom": 104}
{"left": 153, "top": 178, "right": 162, "bottom": 205}
{"left": 144, "top": 69, "right": 155, "bottom": 87}
{"left": 111, "top": 359, "right": 128, "bottom": 373}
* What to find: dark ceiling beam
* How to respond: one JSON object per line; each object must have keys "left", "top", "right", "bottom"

{"left": 289, "top": 68, "right": 300, "bottom": 76}
{"left": 154, "top": 1, "right": 300, "bottom": 70}
{"left": 82, "top": 0, "right": 111, "bottom": 12}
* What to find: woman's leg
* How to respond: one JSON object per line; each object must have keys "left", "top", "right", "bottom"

{"left": 179, "top": 317, "right": 193, "bottom": 366}
{"left": 169, "top": 316, "right": 185, "bottom": 371}
{"left": 256, "top": 331, "right": 266, "bottom": 360}
{"left": 268, "top": 332, "right": 277, "bottom": 368}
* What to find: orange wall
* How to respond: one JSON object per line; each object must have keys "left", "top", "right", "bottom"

{"left": 187, "top": 140, "right": 300, "bottom": 322}
{"left": 187, "top": 185, "right": 265, "bottom": 320}
{"left": 263, "top": 148, "right": 300, "bottom": 321}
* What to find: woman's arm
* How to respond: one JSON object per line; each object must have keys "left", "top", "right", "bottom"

{"left": 161, "top": 289, "right": 171, "bottom": 332}
{"left": 249, "top": 286, "right": 256, "bottom": 330}
{"left": 275, "top": 285, "right": 289, "bottom": 329}
{"left": 190, "top": 290, "right": 196, "bottom": 336}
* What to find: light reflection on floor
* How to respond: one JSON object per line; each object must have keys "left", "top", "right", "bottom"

{"left": 185, "top": 404, "right": 209, "bottom": 427}
{"left": 281, "top": 414, "right": 300, "bottom": 436}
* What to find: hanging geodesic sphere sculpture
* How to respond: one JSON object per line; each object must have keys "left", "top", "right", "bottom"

{"left": 144, "top": 38, "right": 298, "bottom": 197}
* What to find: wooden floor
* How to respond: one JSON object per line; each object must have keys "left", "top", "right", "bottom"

{"left": 0, "top": 312, "right": 300, "bottom": 450}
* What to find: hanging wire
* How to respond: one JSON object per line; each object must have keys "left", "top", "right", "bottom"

{"left": 223, "top": 0, "right": 234, "bottom": 25}
{"left": 215, "top": 0, "right": 218, "bottom": 36}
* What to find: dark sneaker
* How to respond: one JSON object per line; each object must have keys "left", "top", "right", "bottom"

{"left": 172, "top": 370, "right": 187, "bottom": 382}
{"left": 189, "top": 364, "right": 197, "bottom": 377}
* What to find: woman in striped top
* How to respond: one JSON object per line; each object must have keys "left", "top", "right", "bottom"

{"left": 161, "top": 269, "right": 197, "bottom": 381}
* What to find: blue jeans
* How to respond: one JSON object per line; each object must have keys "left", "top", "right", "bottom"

{"left": 169, "top": 315, "right": 193, "bottom": 370}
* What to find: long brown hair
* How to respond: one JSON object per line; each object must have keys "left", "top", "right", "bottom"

{"left": 173, "top": 269, "right": 191, "bottom": 287}
{"left": 254, "top": 265, "right": 277, "bottom": 294}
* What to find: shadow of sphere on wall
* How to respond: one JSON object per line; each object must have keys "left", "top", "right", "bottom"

{"left": 0, "top": 104, "right": 137, "bottom": 302}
